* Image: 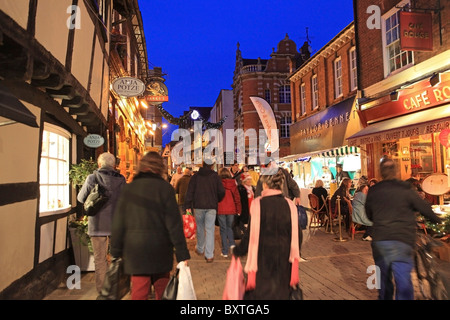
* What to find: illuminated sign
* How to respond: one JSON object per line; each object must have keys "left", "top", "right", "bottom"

{"left": 112, "top": 77, "right": 146, "bottom": 97}
{"left": 145, "top": 80, "right": 169, "bottom": 103}
{"left": 83, "top": 134, "right": 104, "bottom": 148}
{"left": 400, "top": 11, "right": 433, "bottom": 51}
{"left": 359, "top": 72, "right": 450, "bottom": 125}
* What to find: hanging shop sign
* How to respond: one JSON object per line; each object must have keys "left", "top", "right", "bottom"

{"left": 112, "top": 77, "right": 146, "bottom": 97}
{"left": 399, "top": 11, "right": 433, "bottom": 52}
{"left": 83, "top": 134, "right": 105, "bottom": 148}
{"left": 145, "top": 80, "right": 169, "bottom": 103}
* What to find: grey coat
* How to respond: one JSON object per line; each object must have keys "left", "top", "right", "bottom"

{"left": 77, "top": 168, "right": 126, "bottom": 236}
{"left": 110, "top": 172, "right": 190, "bottom": 275}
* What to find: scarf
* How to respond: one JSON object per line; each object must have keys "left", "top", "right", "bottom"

{"left": 244, "top": 189, "right": 300, "bottom": 291}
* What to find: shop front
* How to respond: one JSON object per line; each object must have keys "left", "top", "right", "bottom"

{"left": 348, "top": 71, "right": 450, "bottom": 205}
{"left": 282, "top": 96, "right": 364, "bottom": 199}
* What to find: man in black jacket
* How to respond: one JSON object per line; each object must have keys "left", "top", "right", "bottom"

{"left": 365, "top": 157, "right": 442, "bottom": 300}
{"left": 184, "top": 162, "right": 225, "bottom": 263}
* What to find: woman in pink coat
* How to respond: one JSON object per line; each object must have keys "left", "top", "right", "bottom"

{"left": 217, "top": 168, "right": 241, "bottom": 258}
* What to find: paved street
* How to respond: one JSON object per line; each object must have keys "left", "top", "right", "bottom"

{"left": 44, "top": 225, "right": 428, "bottom": 301}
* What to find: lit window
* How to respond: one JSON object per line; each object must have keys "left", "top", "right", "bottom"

{"left": 40, "top": 124, "right": 71, "bottom": 215}
{"left": 349, "top": 47, "right": 357, "bottom": 91}
{"left": 334, "top": 57, "right": 343, "bottom": 98}
{"left": 300, "top": 83, "right": 306, "bottom": 115}
{"left": 265, "top": 89, "right": 271, "bottom": 103}
{"left": 383, "top": 7, "right": 413, "bottom": 75}
{"left": 312, "top": 75, "right": 318, "bottom": 109}
{"left": 279, "top": 85, "right": 291, "bottom": 104}
{"left": 280, "top": 115, "right": 291, "bottom": 138}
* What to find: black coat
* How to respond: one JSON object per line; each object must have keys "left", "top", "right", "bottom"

{"left": 365, "top": 179, "right": 442, "bottom": 247}
{"left": 110, "top": 172, "right": 190, "bottom": 275}
{"left": 184, "top": 167, "right": 225, "bottom": 210}
{"left": 233, "top": 194, "right": 293, "bottom": 300}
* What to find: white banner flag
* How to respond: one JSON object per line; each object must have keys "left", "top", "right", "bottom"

{"left": 250, "top": 96, "right": 279, "bottom": 153}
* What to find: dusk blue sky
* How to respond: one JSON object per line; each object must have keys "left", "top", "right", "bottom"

{"left": 138, "top": 0, "right": 355, "bottom": 143}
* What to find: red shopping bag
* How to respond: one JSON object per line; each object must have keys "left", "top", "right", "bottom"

{"left": 222, "top": 255, "right": 245, "bottom": 300}
{"left": 182, "top": 212, "right": 196, "bottom": 239}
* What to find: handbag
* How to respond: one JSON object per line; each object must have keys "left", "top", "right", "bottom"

{"left": 222, "top": 255, "right": 245, "bottom": 300}
{"left": 289, "top": 283, "right": 304, "bottom": 300}
{"left": 182, "top": 211, "right": 196, "bottom": 239}
{"left": 176, "top": 262, "right": 197, "bottom": 300}
{"left": 84, "top": 172, "right": 109, "bottom": 216}
{"left": 97, "top": 257, "right": 130, "bottom": 300}
{"left": 297, "top": 205, "right": 308, "bottom": 230}
{"left": 161, "top": 268, "right": 180, "bottom": 300}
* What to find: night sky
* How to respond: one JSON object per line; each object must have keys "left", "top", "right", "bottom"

{"left": 138, "top": 0, "right": 355, "bottom": 144}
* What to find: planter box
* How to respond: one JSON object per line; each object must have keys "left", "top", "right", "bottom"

{"left": 69, "top": 228, "right": 95, "bottom": 271}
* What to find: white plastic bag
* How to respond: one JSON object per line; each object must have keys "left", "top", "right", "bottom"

{"left": 176, "top": 262, "right": 197, "bottom": 300}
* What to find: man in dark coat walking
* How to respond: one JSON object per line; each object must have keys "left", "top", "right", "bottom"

{"left": 365, "top": 157, "right": 442, "bottom": 300}
{"left": 184, "top": 162, "right": 225, "bottom": 263}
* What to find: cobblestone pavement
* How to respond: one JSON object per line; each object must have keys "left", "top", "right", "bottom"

{"left": 44, "top": 226, "right": 428, "bottom": 301}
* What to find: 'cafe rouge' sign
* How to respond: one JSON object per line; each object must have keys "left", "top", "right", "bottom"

{"left": 400, "top": 11, "right": 433, "bottom": 51}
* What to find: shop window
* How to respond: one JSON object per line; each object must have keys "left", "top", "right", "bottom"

{"left": 382, "top": 4, "right": 413, "bottom": 76}
{"left": 280, "top": 115, "right": 291, "bottom": 138}
{"left": 312, "top": 75, "right": 318, "bottom": 109}
{"left": 300, "top": 83, "right": 306, "bottom": 115}
{"left": 334, "top": 57, "right": 343, "bottom": 99}
{"left": 39, "top": 124, "right": 71, "bottom": 215}
{"left": 279, "top": 85, "right": 291, "bottom": 104}
{"left": 265, "top": 89, "right": 271, "bottom": 103}
{"left": 349, "top": 47, "right": 357, "bottom": 91}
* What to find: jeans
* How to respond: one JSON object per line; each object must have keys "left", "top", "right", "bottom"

{"left": 194, "top": 209, "right": 216, "bottom": 259}
{"left": 217, "top": 214, "right": 236, "bottom": 255}
{"left": 371, "top": 240, "right": 415, "bottom": 300}
{"left": 91, "top": 236, "right": 109, "bottom": 293}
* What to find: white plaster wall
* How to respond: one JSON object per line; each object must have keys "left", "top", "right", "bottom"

{"left": 54, "top": 217, "right": 68, "bottom": 254}
{"left": 0, "top": 200, "right": 37, "bottom": 292}
{"left": 71, "top": 1, "right": 95, "bottom": 90}
{"left": 0, "top": 0, "right": 30, "bottom": 30}
{"left": 0, "top": 101, "right": 40, "bottom": 184}
{"left": 90, "top": 37, "right": 107, "bottom": 111}
{"left": 35, "top": 0, "right": 72, "bottom": 67}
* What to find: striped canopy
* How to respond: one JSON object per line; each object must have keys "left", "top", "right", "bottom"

{"left": 318, "top": 146, "right": 360, "bottom": 158}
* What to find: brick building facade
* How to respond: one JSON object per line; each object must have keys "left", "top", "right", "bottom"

{"left": 231, "top": 35, "right": 310, "bottom": 163}
{"left": 349, "top": 0, "right": 450, "bottom": 199}
{"left": 286, "top": 22, "right": 364, "bottom": 191}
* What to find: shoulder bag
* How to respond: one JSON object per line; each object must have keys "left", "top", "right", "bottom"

{"left": 84, "top": 171, "right": 109, "bottom": 216}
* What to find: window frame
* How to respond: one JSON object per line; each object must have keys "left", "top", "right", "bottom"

{"left": 300, "top": 83, "right": 306, "bottom": 115}
{"left": 280, "top": 115, "right": 292, "bottom": 138}
{"left": 311, "top": 75, "right": 318, "bottom": 109}
{"left": 349, "top": 47, "right": 357, "bottom": 91}
{"left": 39, "top": 123, "right": 72, "bottom": 216}
{"left": 334, "top": 56, "right": 343, "bottom": 99}
{"left": 278, "top": 85, "right": 291, "bottom": 104}
{"left": 265, "top": 89, "right": 271, "bottom": 103}
{"left": 381, "top": 1, "right": 413, "bottom": 77}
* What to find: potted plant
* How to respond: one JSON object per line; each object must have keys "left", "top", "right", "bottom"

{"left": 68, "top": 158, "right": 97, "bottom": 271}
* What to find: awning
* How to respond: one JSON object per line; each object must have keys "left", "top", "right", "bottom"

{"left": 347, "top": 104, "right": 450, "bottom": 146}
{"left": 279, "top": 145, "right": 360, "bottom": 163}
{"left": 318, "top": 146, "right": 360, "bottom": 157}
{"left": 0, "top": 83, "right": 39, "bottom": 128}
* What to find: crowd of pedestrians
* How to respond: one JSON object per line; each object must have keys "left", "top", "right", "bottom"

{"left": 76, "top": 152, "right": 444, "bottom": 301}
